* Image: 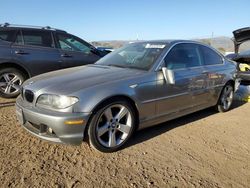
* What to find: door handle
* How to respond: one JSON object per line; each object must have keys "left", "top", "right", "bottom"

{"left": 15, "top": 50, "right": 29, "bottom": 55}
{"left": 61, "top": 53, "right": 72, "bottom": 58}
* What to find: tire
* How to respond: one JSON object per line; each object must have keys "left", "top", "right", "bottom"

{"left": 216, "top": 84, "right": 234, "bottom": 112}
{"left": 0, "top": 68, "right": 26, "bottom": 98}
{"left": 88, "top": 100, "right": 136, "bottom": 152}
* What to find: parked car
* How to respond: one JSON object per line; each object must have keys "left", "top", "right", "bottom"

{"left": 226, "top": 27, "right": 250, "bottom": 85}
{"left": 0, "top": 23, "right": 107, "bottom": 98}
{"left": 16, "top": 40, "right": 238, "bottom": 152}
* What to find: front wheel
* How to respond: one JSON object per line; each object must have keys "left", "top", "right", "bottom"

{"left": 216, "top": 84, "right": 234, "bottom": 112}
{"left": 88, "top": 100, "right": 136, "bottom": 152}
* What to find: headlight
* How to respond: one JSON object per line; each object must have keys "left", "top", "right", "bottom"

{"left": 36, "top": 94, "right": 79, "bottom": 109}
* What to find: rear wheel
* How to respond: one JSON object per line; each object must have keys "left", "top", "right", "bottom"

{"left": 216, "top": 84, "right": 234, "bottom": 112}
{"left": 88, "top": 100, "right": 136, "bottom": 152}
{"left": 0, "top": 68, "right": 26, "bottom": 98}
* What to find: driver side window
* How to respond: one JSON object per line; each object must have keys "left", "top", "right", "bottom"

{"left": 57, "top": 34, "right": 91, "bottom": 54}
{"left": 164, "top": 43, "right": 202, "bottom": 70}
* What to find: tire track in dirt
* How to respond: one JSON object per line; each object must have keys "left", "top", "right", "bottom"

{"left": 0, "top": 101, "right": 15, "bottom": 108}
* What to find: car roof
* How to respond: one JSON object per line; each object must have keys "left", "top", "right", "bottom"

{"left": 0, "top": 23, "right": 67, "bottom": 33}
{"left": 133, "top": 39, "right": 202, "bottom": 45}
{"left": 132, "top": 40, "right": 223, "bottom": 57}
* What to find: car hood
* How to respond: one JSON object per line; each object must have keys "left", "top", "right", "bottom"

{"left": 233, "top": 27, "right": 250, "bottom": 45}
{"left": 23, "top": 64, "right": 144, "bottom": 95}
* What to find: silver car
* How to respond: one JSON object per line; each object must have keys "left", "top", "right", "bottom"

{"left": 16, "top": 40, "right": 238, "bottom": 152}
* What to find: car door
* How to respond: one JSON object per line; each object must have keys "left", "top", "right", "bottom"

{"left": 199, "top": 45, "right": 226, "bottom": 104}
{"left": 155, "top": 43, "right": 208, "bottom": 118}
{"left": 11, "top": 29, "right": 61, "bottom": 76}
{"left": 55, "top": 33, "right": 101, "bottom": 69}
{"left": 0, "top": 28, "right": 17, "bottom": 62}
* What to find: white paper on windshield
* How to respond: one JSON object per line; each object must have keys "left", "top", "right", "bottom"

{"left": 145, "top": 44, "right": 166, "bottom": 49}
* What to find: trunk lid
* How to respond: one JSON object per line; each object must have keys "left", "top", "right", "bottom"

{"left": 233, "top": 27, "right": 250, "bottom": 45}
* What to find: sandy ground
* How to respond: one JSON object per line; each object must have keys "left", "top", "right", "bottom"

{"left": 0, "top": 97, "right": 250, "bottom": 188}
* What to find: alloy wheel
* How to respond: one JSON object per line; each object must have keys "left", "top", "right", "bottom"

{"left": 0, "top": 73, "right": 22, "bottom": 95}
{"left": 96, "top": 104, "right": 132, "bottom": 148}
{"left": 221, "top": 85, "right": 233, "bottom": 110}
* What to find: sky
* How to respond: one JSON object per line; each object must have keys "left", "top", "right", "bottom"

{"left": 1, "top": 0, "right": 250, "bottom": 41}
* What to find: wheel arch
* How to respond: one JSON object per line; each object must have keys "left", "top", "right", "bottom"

{"left": 225, "top": 79, "right": 235, "bottom": 91}
{"left": 216, "top": 79, "right": 235, "bottom": 103}
{"left": 0, "top": 62, "right": 31, "bottom": 78}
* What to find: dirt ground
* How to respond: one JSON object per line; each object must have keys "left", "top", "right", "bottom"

{"left": 0, "top": 97, "right": 249, "bottom": 188}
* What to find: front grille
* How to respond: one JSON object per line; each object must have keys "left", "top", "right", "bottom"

{"left": 24, "top": 90, "right": 34, "bottom": 103}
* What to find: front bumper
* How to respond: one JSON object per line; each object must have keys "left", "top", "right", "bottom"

{"left": 16, "top": 96, "right": 91, "bottom": 145}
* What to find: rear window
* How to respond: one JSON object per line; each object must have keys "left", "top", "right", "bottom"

{"left": 0, "top": 30, "right": 16, "bottom": 42}
{"left": 16, "top": 30, "right": 54, "bottom": 48}
{"left": 200, "top": 46, "right": 223, "bottom": 65}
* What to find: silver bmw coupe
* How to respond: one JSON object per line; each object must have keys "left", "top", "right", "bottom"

{"left": 16, "top": 40, "right": 238, "bottom": 152}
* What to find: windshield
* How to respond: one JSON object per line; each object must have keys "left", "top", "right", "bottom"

{"left": 57, "top": 34, "right": 93, "bottom": 54}
{"left": 96, "top": 42, "right": 167, "bottom": 70}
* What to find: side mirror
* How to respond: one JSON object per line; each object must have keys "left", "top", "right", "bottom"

{"left": 162, "top": 67, "right": 175, "bottom": 84}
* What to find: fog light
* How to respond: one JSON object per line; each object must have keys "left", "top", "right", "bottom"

{"left": 64, "top": 119, "right": 84, "bottom": 125}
